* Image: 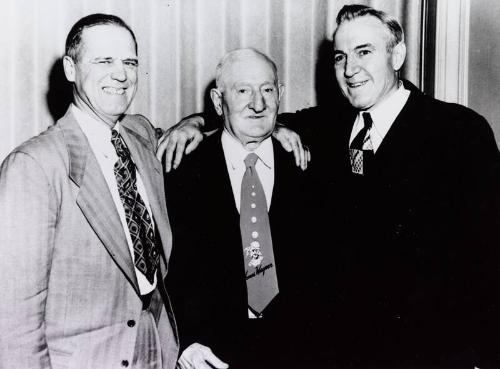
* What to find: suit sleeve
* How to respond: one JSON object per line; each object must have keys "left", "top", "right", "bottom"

{"left": 458, "top": 114, "right": 500, "bottom": 365}
{"left": 278, "top": 106, "right": 335, "bottom": 145}
{"left": 0, "top": 151, "right": 57, "bottom": 368}
{"left": 164, "top": 166, "right": 200, "bottom": 352}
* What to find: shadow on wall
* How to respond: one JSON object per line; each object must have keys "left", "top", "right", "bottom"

{"left": 315, "top": 38, "right": 349, "bottom": 111}
{"left": 46, "top": 58, "right": 73, "bottom": 123}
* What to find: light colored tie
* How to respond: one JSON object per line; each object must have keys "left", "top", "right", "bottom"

{"left": 349, "top": 112, "right": 374, "bottom": 175}
{"left": 240, "top": 152, "right": 279, "bottom": 316}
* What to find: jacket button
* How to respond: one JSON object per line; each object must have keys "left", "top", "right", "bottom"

{"left": 121, "top": 360, "right": 129, "bottom": 367}
{"left": 127, "top": 320, "right": 135, "bottom": 327}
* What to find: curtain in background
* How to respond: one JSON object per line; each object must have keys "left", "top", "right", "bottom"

{"left": 0, "top": 0, "right": 423, "bottom": 161}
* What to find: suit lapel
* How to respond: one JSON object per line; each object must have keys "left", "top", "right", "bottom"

{"left": 269, "top": 139, "right": 294, "bottom": 215}
{"left": 372, "top": 92, "right": 420, "bottom": 175}
{"left": 341, "top": 112, "right": 357, "bottom": 171}
{"left": 212, "top": 133, "right": 241, "bottom": 219}
{"left": 120, "top": 118, "right": 173, "bottom": 278}
{"left": 60, "top": 109, "right": 140, "bottom": 295}
{"left": 334, "top": 109, "right": 358, "bottom": 176}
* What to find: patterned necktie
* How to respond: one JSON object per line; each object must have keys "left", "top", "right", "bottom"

{"left": 111, "top": 129, "right": 159, "bottom": 284}
{"left": 240, "top": 153, "right": 279, "bottom": 316}
{"left": 349, "top": 112, "right": 374, "bottom": 175}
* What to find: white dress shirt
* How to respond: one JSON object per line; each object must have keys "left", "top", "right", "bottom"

{"left": 72, "top": 104, "right": 157, "bottom": 294}
{"left": 349, "top": 82, "right": 410, "bottom": 152}
{"left": 221, "top": 130, "right": 274, "bottom": 212}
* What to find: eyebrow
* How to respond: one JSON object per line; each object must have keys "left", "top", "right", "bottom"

{"left": 334, "top": 43, "right": 375, "bottom": 54}
{"left": 232, "top": 81, "right": 275, "bottom": 87}
{"left": 90, "top": 57, "right": 139, "bottom": 64}
{"left": 354, "top": 43, "right": 374, "bottom": 50}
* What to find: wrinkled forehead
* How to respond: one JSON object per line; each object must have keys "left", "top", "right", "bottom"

{"left": 79, "top": 24, "right": 137, "bottom": 58}
{"left": 334, "top": 15, "right": 391, "bottom": 50}
{"left": 222, "top": 56, "right": 278, "bottom": 88}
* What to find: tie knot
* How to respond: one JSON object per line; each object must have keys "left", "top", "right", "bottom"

{"left": 111, "top": 129, "right": 130, "bottom": 159}
{"left": 362, "top": 112, "right": 373, "bottom": 130}
{"left": 244, "top": 153, "right": 259, "bottom": 168}
{"left": 111, "top": 128, "right": 120, "bottom": 145}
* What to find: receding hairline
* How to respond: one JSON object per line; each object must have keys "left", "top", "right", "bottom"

{"left": 333, "top": 15, "right": 395, "bottom": 50}
{"left": 80, "top": 24, "right": 136, "bottom": 52}
{"left": 65, "top": 13, "right": 137, "bottom": 62}
{"left": 215, "top": 48, "right": 279, "bottom": 91}
{"left": 332, "top": 5, "right": 404, "bottom": 52}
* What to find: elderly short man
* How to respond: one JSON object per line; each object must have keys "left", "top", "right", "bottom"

{"left": 0, "top": 14, "right": 178, "bottom": 369}
{"left": 166, "top": 48, "right": 318, "bottom": 369}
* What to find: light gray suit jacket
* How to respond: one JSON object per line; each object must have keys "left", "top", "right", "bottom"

{"left": 0, "top": 109, "right": 178, "bottom": 369}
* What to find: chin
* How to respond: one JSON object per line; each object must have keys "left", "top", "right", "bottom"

{"left": 105, "top": 105, "right": 128, "bottom": 116}
{"left": 349, "top": 97, "right": 370, "bottom": 110}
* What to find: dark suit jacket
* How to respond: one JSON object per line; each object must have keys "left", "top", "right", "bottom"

{"left": 280, "top": 80, "right": 500, "bottom": 368}
{"left": 165, "top": 132, "right": 321, "bottom": 369}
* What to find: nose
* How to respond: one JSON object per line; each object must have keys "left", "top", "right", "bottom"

{"left": 249, "top": 91, "right": 265, "bottom": 112}
{"left": 344, "top": 56, "right": 360, "bottom": 78}
{"left": 110, "top": 60, "right": 127, "bottom": 82}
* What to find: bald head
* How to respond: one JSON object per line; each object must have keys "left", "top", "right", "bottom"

{"left": 215, "top": 48, "right": 279, "bottom": 92}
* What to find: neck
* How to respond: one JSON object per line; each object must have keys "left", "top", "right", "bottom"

{"left": 366, "top": 78, "right": 401, "bottom": 112}
{"left": 223, "top": 128, "right": 270, "bottom": 152}
{"left": 73, "top": 95, "right": 118, "bottom": 129}
{"left": 243, "top": 141, "right": 262, "bottom": 151}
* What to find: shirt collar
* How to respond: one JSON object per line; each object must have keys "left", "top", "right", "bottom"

{"left": 221, "top": 129, "right": 274, "bottom": 171}
{"left": 71, "top": 103, "right": 121, "bottom": 158}
{"left": 364, "top": 82, "right": 410, "bottom": 139}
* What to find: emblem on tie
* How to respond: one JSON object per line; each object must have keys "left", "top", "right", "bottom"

{"left": 244, "top": 241, "right": 264, "bottom": 267}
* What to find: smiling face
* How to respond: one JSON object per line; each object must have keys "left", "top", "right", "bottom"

{"left": 333, "top": 15, "right": 405, "bottom": 110}
{"left": 211, "top": 53, "right": 283, "bottom": 150}
{"left": 63, "top": 24, "right": 138, "bottom": 127}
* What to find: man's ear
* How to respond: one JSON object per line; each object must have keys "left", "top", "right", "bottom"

{"left": 278, "top": 83, "right": 284, "bottom": 104}
{"left": 391, "top": 42, "right": 406, "bottom": 71}
{"left": 210, "top": 88, "right": 223, "bottom": 116}
{"left": 63, "top": 55, "right": 76, "bottom": 82}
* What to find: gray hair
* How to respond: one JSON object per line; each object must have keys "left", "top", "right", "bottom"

{"left": 214, "top": 48, "right": 279, "bottom": 92}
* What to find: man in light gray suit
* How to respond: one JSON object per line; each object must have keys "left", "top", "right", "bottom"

{"left": 0, "top": 14, "right": 178, "bottom": 369}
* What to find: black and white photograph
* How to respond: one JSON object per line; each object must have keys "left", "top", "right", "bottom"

{"left": 0, "top": 0, "right": 499, "bottom": 368}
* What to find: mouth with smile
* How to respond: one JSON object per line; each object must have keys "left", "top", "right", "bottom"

{"left": 247, "top": 114, "right": 266, "bottom": 119}
{"left": 347, "top": 80, "right": 368, "bottom": 89}
{"left": 103, "top": 87, "right": 126, "bottom": 95}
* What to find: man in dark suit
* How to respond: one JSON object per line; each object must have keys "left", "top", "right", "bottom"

{"left": 280, "top": 4, "right": 500, "bottom": 367}
{"left": 166, "top": 48, "right": 318, "bottom": 369}
{"left": 0, "top": 14, "right": 178, "bottom": 368}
